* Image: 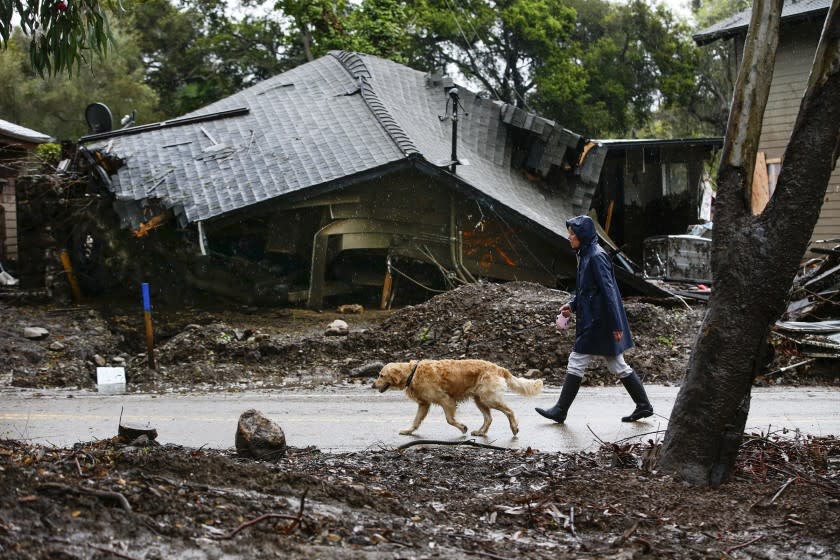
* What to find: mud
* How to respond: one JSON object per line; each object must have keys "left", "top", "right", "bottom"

{"left": 1, "top": 281, "right": 838, "bottom": 558}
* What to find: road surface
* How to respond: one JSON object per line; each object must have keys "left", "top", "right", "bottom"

{"left": 1, "top": 385, "right": 838, "bottom": 452}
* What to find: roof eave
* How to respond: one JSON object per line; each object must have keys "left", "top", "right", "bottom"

{"left": 694, "top": 7, "right": 830, "bottom": 45}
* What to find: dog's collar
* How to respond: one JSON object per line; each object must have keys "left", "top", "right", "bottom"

{"left": 405, "top": 360, "right": 422, "bottom": 388}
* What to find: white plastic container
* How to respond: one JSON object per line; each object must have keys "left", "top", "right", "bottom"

{"left": 96, "top": 367, "right": 126, "bottom": 395}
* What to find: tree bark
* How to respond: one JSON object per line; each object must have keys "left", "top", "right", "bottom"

{"left": 658, "top": 0, "right": 840, "bottom": 487}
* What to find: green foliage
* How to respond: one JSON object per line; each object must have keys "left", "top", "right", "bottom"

{"left": 0, "top": 24, "right": 159, "bottom": 140}
{"left": 693, "top": 0, "right": 751, "bottom": 28}
{"left": 35, "top": 142, "right": 61, "bottom": 165}
{"left": 1, "top": 0, "right": 116, "bottom": 75}
{"left": 343, "top": 0, "right": 412, "bottom": 63}
{"left": 556, "top": 0, "right": 700, "bottom": 136}
{"left": 1, "top": 0, "right": 725, "bottom": 141}
{"left": 399, "top": 0, "right": 703, "bottom": 137}
{"left": 408, "top": 0, "right": 583, "bottom": 120}
{"left": 125, "top": 0, "right": 288, "bottom": 117}
{"left": 658, "top": 0, "right": 755, "bottom": 136}
{"left": 273, "top": 0, "right": 351, "bottom": 64}
{"left": 657, "top": 335, "right": 675, "bottom": 347}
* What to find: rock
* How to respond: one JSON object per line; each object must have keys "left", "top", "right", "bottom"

{"left": 235, "top": 409, "right": 287, "bottom": 460}
{"left": 524, "top": 369, "right": 542, "bottom": 379}
{"left": 234, "top": 328, "right": 253, "bottom": 341}
{"left": 118, "top": 422, "right": 158, "bottom": 442}
{"left": 48, "top": 341, "right": 65, "bottom": 352}
{"left": 23, "top": 327, "right": 49, "bottom": 340}
{"left": 325, "top": 319, "right": 349, "bottom": 336}
{"left": 93, "top": 354, "right": 107, "bottom": 367}
{"left": 349, "top": 361, "right": 385, "bottom": 377}
{"left": 337, "top": 304, "right": 364, "bottom": 314}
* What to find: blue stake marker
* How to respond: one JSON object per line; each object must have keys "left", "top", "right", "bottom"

{"left": 142, "top": 283, "right": 156, "bottom": 369}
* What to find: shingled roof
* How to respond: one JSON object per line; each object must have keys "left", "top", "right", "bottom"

{"left": 80, "top": 51, "right": 593, "bottom": 239}
{"left": 694, "top": 0, "right": 831, "bottom": 45}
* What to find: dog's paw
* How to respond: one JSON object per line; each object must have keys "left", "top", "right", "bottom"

{"left": 399, "top": 428, "right": 415, "bottom": 435}
{"left": 471, "top": 430, "right": 487, "bottom": 437}
{"left": 458, "top": 425, "right": 468, "bottom": 434}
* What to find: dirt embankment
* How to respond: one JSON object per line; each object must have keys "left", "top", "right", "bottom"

{"left": 0, "top": 281, "right": 702, "bottom": 391}
{"left": 3, "top": 280, "right": 832, "bottom": 393}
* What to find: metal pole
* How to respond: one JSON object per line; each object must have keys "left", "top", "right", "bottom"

{"left": 142, "top": 283, "right": 156, "bottom": 369}
{"left": 449, "top": 88, "right": 459, "bottom": 174}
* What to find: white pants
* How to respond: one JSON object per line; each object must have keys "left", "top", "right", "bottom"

{"left": 567, "top": 351, "right": 633, "bottom": 379}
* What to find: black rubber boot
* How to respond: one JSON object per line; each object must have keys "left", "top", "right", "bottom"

{"left": 620, "top": 372, "right": 653, "bottom": 422}
{"left": 535, "top": 374, "right": 582, "bottom": 423}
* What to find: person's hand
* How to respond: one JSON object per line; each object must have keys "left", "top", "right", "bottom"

{"left": 560, "top": 303, "right": 572, "bottom": 318}
{"left": 613, "top": 330, "right": 623, "bottom": 342}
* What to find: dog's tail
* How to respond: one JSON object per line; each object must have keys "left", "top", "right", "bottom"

{"left": 502, "top": 369, "right": 543, "bottom": 396}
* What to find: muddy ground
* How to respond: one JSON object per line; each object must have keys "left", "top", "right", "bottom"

{"left": 1, "top": 281, "right": 839, "bottom": 559}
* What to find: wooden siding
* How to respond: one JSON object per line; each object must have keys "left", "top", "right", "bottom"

{"left": 760, "top": 20, "right": 840, "bottom": 243}
{"left": 1, "top": 180, "right": 17, "bottom": 261}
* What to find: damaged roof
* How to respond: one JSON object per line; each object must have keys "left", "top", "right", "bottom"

{"left": 694, "top": 0, "right": 831, "bottom": 45}
{"left": 80, "top": 51, "right": 595, "bottom": 238}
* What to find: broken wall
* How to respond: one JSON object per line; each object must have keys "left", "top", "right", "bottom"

{"left": 596, "top": 143, "right": 714, "bottom": 261}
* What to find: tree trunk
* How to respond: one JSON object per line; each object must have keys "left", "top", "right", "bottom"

{"left": 658, "top": 0, "right": 840, "bottom": 487}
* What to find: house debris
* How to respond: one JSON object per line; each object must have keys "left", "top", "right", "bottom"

{"left": 50, "top": 50, "right": 676, "bottom": 308}
{"left": 771, "top": 238, "right": 840, "bottom": 376}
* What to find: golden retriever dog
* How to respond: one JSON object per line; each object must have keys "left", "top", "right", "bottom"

{"left": 373, "top": 359, "right": 543, "bottom": 436}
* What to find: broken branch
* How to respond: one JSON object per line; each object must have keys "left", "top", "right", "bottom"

{"left": 724, "top": 534, "right": 764, "bottom": 554}
{"left": 752, "top": 477, "right": 795, "bottom": 508}
{"left": 396, "top": 439, "right": 508, "bottom": 451}
{"left": 213, "top": 488, "right": 308, "bottom": 539}
{"left": 38, "top": 482, "right": 132, "bottom": 512}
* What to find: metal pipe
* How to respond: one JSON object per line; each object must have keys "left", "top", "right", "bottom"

{"left": 449, "top": 88, "right": 459, "bottom": 173}
{"left": 458, "top": 230, "right": 477, "bottom": 283}
{"left": 449, "top": 197, "right": 468, "bottom": 284}
{"left": 197, "top": 221, "right": 208, "bottom": 256}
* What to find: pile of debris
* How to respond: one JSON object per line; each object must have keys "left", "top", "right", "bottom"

{"left": 772, "top": 239, "right": 840, "bottom": 378}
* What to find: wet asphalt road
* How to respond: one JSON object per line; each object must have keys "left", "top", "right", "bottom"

{"left": 1, "top": 385, "right": 838, "bottom": 452}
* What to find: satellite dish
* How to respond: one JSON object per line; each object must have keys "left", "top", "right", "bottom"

{"left": 85, "top": 102, "right": 113, "bottom": 134}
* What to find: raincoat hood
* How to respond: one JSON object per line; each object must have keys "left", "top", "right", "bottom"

{"left": 566, "top": 215, "right": 597, "bottom": 248}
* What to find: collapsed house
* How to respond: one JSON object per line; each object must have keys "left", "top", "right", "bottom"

{"left": 61, "top": 50, "right": 660, "bottom": 308}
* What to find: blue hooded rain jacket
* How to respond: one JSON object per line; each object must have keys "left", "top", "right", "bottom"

{"left": 566, "top": 215, "right": 634, "bottom": 356}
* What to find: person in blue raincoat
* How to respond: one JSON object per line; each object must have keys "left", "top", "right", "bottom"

{"left": 535, "top": 215, "right": 653, "bottom": 423}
